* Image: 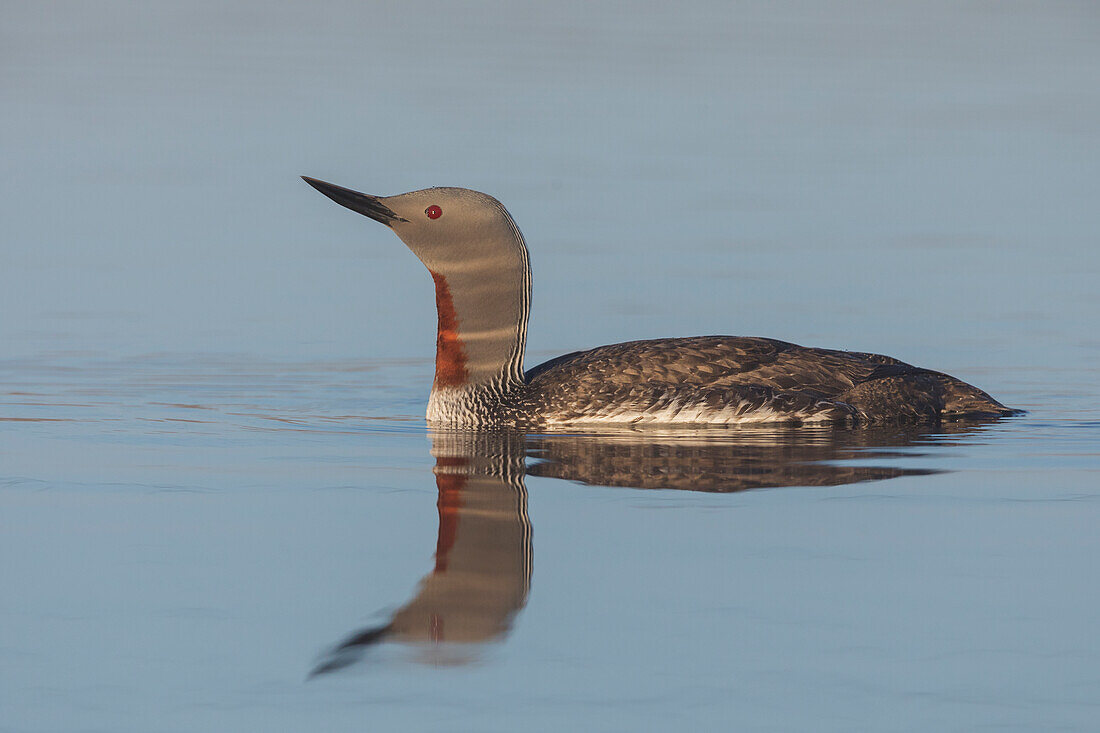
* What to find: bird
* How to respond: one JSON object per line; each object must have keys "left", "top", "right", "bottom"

{"left": 302, "top": 177, "right": 1017, "bottom": 428}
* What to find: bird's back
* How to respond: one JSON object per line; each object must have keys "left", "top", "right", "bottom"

{"left": 520, "top": 336, "right": 1011, "bottom": 426}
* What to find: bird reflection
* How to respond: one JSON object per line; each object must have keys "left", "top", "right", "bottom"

{"left": 312, "top": 431, "right": 531, "bottom": 673}
{"left": 311, "top": 421, "right": 993, "bottom": 674}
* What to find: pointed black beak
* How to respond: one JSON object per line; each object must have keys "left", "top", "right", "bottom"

{"left": 301, "top": 176, "right": 408, "bottom": 226}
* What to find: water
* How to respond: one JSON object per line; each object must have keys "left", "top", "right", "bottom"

{"left": 2, "top": 2, "right": 1099, "bottom": 730}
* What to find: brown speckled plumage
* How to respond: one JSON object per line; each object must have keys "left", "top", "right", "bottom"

{"left": 500, "top": 335, "right": 1012, "bottom": 427}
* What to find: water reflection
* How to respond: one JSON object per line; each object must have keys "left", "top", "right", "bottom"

{"left": 526, "top": 425, "right": 956, "bottom": 492}
{"left": 312, "top": 422, "right": 988, "bottom": 673}
{"left": 312, "top": 432, "right": 531, "bottom": 673}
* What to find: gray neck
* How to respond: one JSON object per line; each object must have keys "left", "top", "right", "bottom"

{"left": 426, "top": 227, "right": 530, "bottom": 423}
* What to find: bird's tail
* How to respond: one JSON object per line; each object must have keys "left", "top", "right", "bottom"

{"left": 936, "top": 375, "right": 1022, "bottom": 419}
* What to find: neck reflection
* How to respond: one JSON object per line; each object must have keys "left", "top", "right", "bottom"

{"left": 313, "top": 431, "right": 530, "bottom": 673}
{"left": 311, "top": 422, "right": 995, "bottom": 674}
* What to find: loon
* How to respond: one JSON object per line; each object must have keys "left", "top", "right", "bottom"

{"left": 302, "top": 177, "right": 1015, "bottom": 428}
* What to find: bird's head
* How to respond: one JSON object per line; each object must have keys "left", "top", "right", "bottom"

{"left": 301, "top": 177, "right": 525, "bottom": 271}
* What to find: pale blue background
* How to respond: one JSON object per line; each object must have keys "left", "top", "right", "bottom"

{"left": 2, "top": 2, "right": 1099, "bottom": 731}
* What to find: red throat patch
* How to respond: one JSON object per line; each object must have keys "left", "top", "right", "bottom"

{"left": 430, "top": 271, "right": 469, "bottom": 388}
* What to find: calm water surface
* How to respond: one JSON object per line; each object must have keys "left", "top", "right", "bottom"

{"left": 3, "top": 2, "right": 1099, "bottom": 731}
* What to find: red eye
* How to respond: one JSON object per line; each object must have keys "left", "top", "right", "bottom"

{"left": 425, "top": 205, "right": 442, "bottom": 220}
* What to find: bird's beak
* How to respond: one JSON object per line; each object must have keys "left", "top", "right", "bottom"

{"left": 301, "top": 177, "right": 408, "bottom": 226}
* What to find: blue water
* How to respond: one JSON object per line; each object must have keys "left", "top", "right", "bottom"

{"left": 2, "top": 2, "right": 1099, "bottom": 731}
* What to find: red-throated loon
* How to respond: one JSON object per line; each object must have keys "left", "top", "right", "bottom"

{"left": 302, "top": 177, "right": 1016, "bottom": 428}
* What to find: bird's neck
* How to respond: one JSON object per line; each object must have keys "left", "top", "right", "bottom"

{"left": 425, "top": 242, "right": 530, "bottom": 422}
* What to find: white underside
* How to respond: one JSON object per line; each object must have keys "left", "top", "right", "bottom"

{"left": 427, "top": 389, "right": 844, "bottom": 427}
{"left": 538, "top": 401, "right": 840, "bottom": 427}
